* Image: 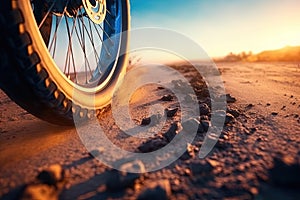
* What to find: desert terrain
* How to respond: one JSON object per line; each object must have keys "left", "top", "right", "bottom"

{"left": 0, "top": 62, "right": 300, "bottom": 199}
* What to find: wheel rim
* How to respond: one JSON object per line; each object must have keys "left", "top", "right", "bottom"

{"left": 31, "top": 0, "right": 123, "bottom": 89}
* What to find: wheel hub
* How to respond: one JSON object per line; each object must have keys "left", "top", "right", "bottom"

{"left": 44, "top": 0, "right": 106, "bottom": 23}
{"left": 82, "top": 0, "right": 106, "bottom": 24}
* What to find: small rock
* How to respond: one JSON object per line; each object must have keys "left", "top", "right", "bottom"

{"left": 212, "top": 110, "right": 227, "bottom": 125}
{"left": 137, "top": 180, "right": 171, "bottom": 200}
{"left": 207, "top": 159, "right": 220, "bottom": 168}
{"left": 141, "top": 117, "right": 151, "bottom": 126}
{"left": 226, "top": 94, "right": 237, "bottom": 103}
{"left": 106, "top": 161, "right": 145, "bottom": 191}
{"left": 180, "top": 143, "right": 195, "bottom": 160}
{"left": 165, "top": 107, "right": 178, "bottom": 118}
{"left": 120, "top": 160, "right": 146, "bottom": 174}
{"left": 138, "top": 138, "right": 168, "bottom": 153}
{"left": 249, "top": 127, "right": 257, "bottom": 134}
{"left": 245, "top": 104, "right": 254, "bottom": 109}
{"left": 141, "top": 114, "right": 162, "bottom": 126}
{"left": 266, "top": 103, "right": 271, "bottom": 106}
{"left": 227, "top": 108, "right": 240, "bottom": 118}
{"left": 182, "top": 118, "right": 204, "bottom": 133}
{"left": 225, "top": 113, "right": 235, "bottom": 124}
{"left": 199, "top": 103, "right": 210, "bottom": 116}
{"left": 163, "top": 122, "right": 182, "bottom": 142}
{"left": 37, "top": 165, "right": 64, "bottom": 186}
{"left": 249, "top": 187, "right": 259, "bottom": 196}
{"left": 271, "top": 112, "right": 278, "bottom": 116}
{"left": 20, "top": 184, "right": 58, "bottom": 200}
{"left": 200, "top": 115, "right": 209, "bottom": 120}
{"left": 200, "top": 120, "right": 210, "bottom": 132}
{"left": 160, "top": 94, "right": 173, "bottom": 101}
{"left": 89, "top": 147, "right": 105, "bottom": 157}
{"left": 221, "top": 94, "right": 236, "bottom": 103}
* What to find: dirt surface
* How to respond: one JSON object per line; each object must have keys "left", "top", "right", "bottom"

{"left": 1, "top": 62, "right": 300, "bottom": 200}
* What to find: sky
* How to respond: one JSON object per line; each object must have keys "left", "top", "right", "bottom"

{"left": 130, "top": 0, "right": 300, "bottom": 58}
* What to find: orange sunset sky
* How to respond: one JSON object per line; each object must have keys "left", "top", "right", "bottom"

{"left": 131, "top": 0, "right": 300, "bottom": 58}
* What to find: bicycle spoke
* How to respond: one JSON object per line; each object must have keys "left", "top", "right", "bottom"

{"left": 92, "top": 22, "right": 111, "bottom": 57}
{"left": 78, "top": 10, "right": 93, "bottom": 84}
{"left": 88, "top": 18, "right": 100, "bottom": 72}
{"left": 104, "top": 18, "right": 115, "bottom": 31}
{"left": 80, "top": 17, "right": 103, "bottom": 59}
{"left": 38, "top": 0, "right": 55, "bottom": 29}
{"left": 98, "top": 23, "right": 114, "bottom": 44}
{"left": 64, "top": 15, "right": 77, "bottom": 83}
{"left": 49, "top": 15, "right": 64, "bottom": 57}
{"left": 106, "top": 9, "right": 113, "bottom": 18}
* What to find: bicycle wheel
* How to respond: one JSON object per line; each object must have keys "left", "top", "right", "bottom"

{"left": 0, "top": 0, "right": 130, "bottom": 125}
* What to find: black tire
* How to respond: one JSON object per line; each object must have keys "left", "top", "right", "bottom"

{"left": 0, "top": 0, "right": 130, "bottom": 125}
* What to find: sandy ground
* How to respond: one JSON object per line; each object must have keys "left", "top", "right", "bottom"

{"left": 0, "top": 62, "right": 300, "bottom": 199}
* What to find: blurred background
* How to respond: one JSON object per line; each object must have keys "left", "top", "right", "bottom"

{"left": 130, "top": 0, "right": 300, "bottom": 59}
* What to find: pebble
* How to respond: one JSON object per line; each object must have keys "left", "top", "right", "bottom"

{"left": 249, "top": 127, "right": 257, "bottom": 134}
{"left": 221, "top": 94, "right": 237, "bottom": 103}
{"left": 207, "top": 159, "right": 220, "bottom": 168}
{"left": 141, "top": 117, "right": 151, "bottom": 126}
{"left": 199, "top": 103, "right": 210, "bottom": 116}
{"left": 138, "top": 138, "right": 168, "bottom": 153}
{"left": 165, "top": 107, "right": 178, "bottom": 118}
{"left": 106, "top": 160, "right": 145, "bottom": 191}
{"left": 225, "top": 113, "right": 235, "bottom": 124}
{"left": 245, "top": 104, "right": 254, "bottom": 109}
{"left": 200, "top": 120, "right": 211, "bottom": 132}
{"left": 163, "top": 122, "right": 182, "bottom": 142}
{"left": 200, "top": 115, "right": 209, "bottom": 120}
{"left": 249, "top": 187, "right": 259, "bottom": 195}
{"left": 141, "top": 114, "right": 162, "bottom": 126}
{"left": 89, "top": 147, "right": 105, "bottom": 157}
{"left": 160, "top": 94, "right": 173, "bottom": 101}
{"left": 271, "top": 112, "right": 278, "bottom": 116}
{"left": 37, "top": 164, "right": 65, "bottom": 186}
{"left": 182, "top": 118, "right": 204, "bottom": 134}
{"left": 211, "top": 110, "right": 229, "bottom": 125}
{"left": 180, "top": 143, "right": 196, "bottom": 160}
{"left": 20, "top": 184, "right": 58, "bottom": 200}
{"left": 119, "top": 160, "right": 146, "bottom": 174}
{"left": 137, "top": 180, "right": 171, "bottom": 200}
{"left": 227, "top": 108, "right": 240, "bottom": 118}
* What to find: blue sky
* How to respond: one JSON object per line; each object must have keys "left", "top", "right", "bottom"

{"left": 130, "top": 0, "right": 300, "bottom": 57}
